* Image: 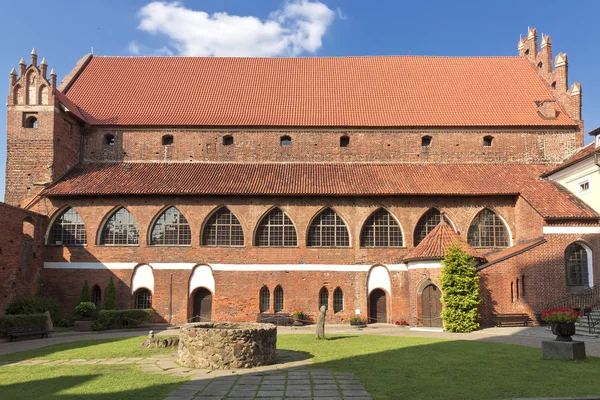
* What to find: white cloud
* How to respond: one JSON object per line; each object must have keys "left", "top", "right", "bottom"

{"left": 133, "top": 1, "right": 336, "bottom": 57}
{"left": 128, "top": 40, "right": 173, "bottom": 56}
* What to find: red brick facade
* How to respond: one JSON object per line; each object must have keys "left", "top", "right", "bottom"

{"left": 4, "top": 29, "right": 600, "bottom": 327}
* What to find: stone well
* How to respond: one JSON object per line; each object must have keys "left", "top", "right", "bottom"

{"left": 177, "top": 322, "right": 277, "bottom": 369}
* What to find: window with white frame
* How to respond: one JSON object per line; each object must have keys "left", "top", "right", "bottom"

{"left": 578, "top": 180, "right": 590, "bottom": 193}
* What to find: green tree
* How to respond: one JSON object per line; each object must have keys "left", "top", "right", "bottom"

{"left": 79, "top": 280, "right": 90, "bottom": 304}
{"left": 440, "top": 242, "right": 481, "bottom": 333}
{"left": 104, "top": 277, "right": 117, "bottom": 310}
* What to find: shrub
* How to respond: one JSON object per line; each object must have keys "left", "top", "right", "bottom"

{"left": 6, "top": 296, "right": 63, "bottom": 324}
{"left": 93, "top": 309, "right": 151, "bottom": 331}
{"left": 79, "top": 280, "right": 91, "bottom": 304}
{"left": 104, "top": 277, "right": 117, "bottom": 310}
{"left": 75, "top": 302, "right": 96, "bottom": 316}
{"left": 440, "top": 242, "right": 481, "bottom": 333}
{"left": 0, "top": 314, "right": 47, "bottom": 338}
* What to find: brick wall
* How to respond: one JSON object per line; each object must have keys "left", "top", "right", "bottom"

{"left": 0, "top": 203, "right": 47, "bottom": 314}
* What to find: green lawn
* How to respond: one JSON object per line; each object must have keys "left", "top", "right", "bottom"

{"left": 1, "top": 334, "right": 599, "bottom": 400}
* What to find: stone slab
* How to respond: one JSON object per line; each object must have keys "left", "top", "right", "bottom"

{"left": 542, "top": 340, "right": 586, "bottom": 360}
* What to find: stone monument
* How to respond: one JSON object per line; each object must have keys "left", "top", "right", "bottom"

{"left": 316, "top": 305, "right": 327, "bottom": 339}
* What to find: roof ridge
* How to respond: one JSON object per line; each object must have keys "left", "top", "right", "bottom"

{"left": 90, "top": 55, "right": 525, "bottom": 60}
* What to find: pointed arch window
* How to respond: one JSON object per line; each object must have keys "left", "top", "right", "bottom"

{"left": 360, "top": 209, "right": 403, "bottom": 247}
{"left": 48, "top": 207, "right": 87, "bottom": 246}
{"left": 307, "top": 208, "right": 350, "bottom": 247}
{"left": 467, "top": 209, "right": 509, "bottom": 248}
{"left": 100, "top": 208, "right": 139, "bottom": 246}
{"left": 135, "top": 288, "right": 152, "bottom": 309}
{"left": 150, "top": 207, "right": 191, "bottom": 245}
{"left": 202, "top": 207, "right": 244, "bottom": 247}
{"left": 92, "top": 285, "right": 102, "bottom": 307}
{"left": 566, "top": 243, "right": 589, "bottom": 287}
{"left": 259, "top": 286, "right": 270, "bottom": 313}
{"left": 274, "top": 286, "right": 284, "bottom": 312}
{"left": 333, "top": 287, "right": 344, "bottom": 313}
{"left": 255, "top": 208, "right": 297, "bottom": 247}
{"left": 414, "top": 208, "right": 453, "bottom": 246}
{"left": 319, "top": 287, "right": 329, "bottom": 310}
{"left": 25, "top": 117, "right": 38, "bottom": 128}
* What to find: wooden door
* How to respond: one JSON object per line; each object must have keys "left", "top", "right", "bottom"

{"left": 369, "top": 289, "right": 387, "bottom": 323}
{"left": 192, "top": 288, "right": 212, "bottom": 322}
{"left": 421, "top": 284, "right": 442, "bottom": 327}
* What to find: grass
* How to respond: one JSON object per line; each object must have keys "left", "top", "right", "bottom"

{"left": 1, "top": 334, "right": 599, "bottom": 399}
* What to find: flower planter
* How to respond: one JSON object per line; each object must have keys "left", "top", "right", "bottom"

{"left": 291, "top": 314, "right": 304, "bottom": 326}
{"left": 551, "top": 322, "right": 576, "bottom": 342}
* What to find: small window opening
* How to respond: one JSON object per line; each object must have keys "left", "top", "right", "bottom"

{"left": 579, "top": 181, "right": 590, "bottom": 193}
{"left": 516, "top": 278, "right": 520, "bottom": 300}
{"left": 537, "top": 61, "right": 543, "bottom": 69}
{"left": 483, "top": 136, "right": 494, "bottom": 147}
{"left": 552, "top": 81, "right": 557, "bottom": 90}
{"left": 524, "top": 49, "right": 530, "bottom": 56}
{"left": 105, "top": 134, "right": 115, "bottom": 146}
{"left": 421, "top": 136, "right": 432, "bottom": 148}
{"left": 280, "top": 135, "right": 292, "bottom": 146}
{"left": 340, "top": 135, "right": 350, "bottom": 147}
{"left": 25, "top": 117, "right": 38, "bottom": 129}
{"left": 223, "top": 135, "right": 234, "bottom": 146}
{"left": 162, "top": 135, "right": 174, "bottom": 146}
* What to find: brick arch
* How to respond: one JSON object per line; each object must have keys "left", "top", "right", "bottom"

{"left": 12, "top": 84, "right": 23, "bottom": 105}
{"left": 45, "top": 205, "right": 87, "bottom": 245}
{"left": 130, "top": 264, "right": 154, "bottom": 294}
{"left": 96, "top": 206, "right": 139, "bottom": 245}
{"left": 564, "top": 241, "right": 594, "bottom": 288}
{"left": 38, "top": 85, "right": 49, "bottom": 105}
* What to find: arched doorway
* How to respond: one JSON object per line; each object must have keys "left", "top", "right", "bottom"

{"left": 421, "top": 284, "right": 442, "bottom": 327}
{"left": 369, "top": 289, "right": 387, "bottom": 323}
{"left": 192, "top": 288, "right": 212, "bottom": 322}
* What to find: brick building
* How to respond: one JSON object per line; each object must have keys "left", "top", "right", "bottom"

{"left": 3, "top": 28, "right": 600, "bottom": 326}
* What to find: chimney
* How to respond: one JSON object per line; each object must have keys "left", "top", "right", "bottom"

{"left": 40, "top": 57, "right": 47, "bottom": 79}
{"left": 31, "top": 48, "right": 37, "bottom": 67}
{"left": 570, "top": 82, "right": 581, "bottom": 121}
{"left": 19, "top": 58, "right": 26, "bottom": 76}
{"left": 537, "top": 100, "right": 557, "bottom": 119}
{"left": 539, "top": 35, "right": 552, "bottom": 74}
{"left": 50, "top": 68, "right": 56, "bottom": 92}
{"left": 9, "top": 67, "right": 17, "bottom": 86}
{"left": 554, "top": 53, "right": 568, "bottom": 92}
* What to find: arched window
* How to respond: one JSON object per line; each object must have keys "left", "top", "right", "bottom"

{"left": 100, "top": 208, "right": 139, "bottom": 246}
{"left": 565, "top": 243, "right": 589, "bottom": 287}
{"left": 25, "top": 117, "right": 38, "bottom": 129}
{"left": 150, "top": 207, "right": 191, "bottom": 245}
{"left": 421, "top": 135, "right": 432, "bottom": 148}
{"left": 340, "top": 135, "right": 350, "bottom": 147}
{"left": 280, "top": 135, "right": 292, "bottom": 146}
{"left": 255, "top": 208, "right": 297, "bottom": 247}
{"left": 135, "top": 288, "right": 152, "bottom": 309}
{"left": 360, "top": 208, "right": 403, "bottom": 247}
{"left": 162, "top": 135, "right": 173, "bottom": 146}
{"left": 319, "top": 287, "right": 329, "bottom": 310}
{"left": 223, "top": 135, "right": 234, "bottom": 146}
{"left": 414, "top": 208, "right": 453, "bottom": 246}
{"left": 537, "top": 61, "right": 543, "bottom": 69}
{"left": 48, "top": 207, "right": 87, "bottom": 246}
{"left": 483, "top": 136, "right": 494, "bottom": 147}
{"left": 333, "top": 287, "right": 344, "bottom": 313}
{"left": 92, "top": 285, "right": 102, "bottom": 307}
{"left": 467, "top": 209, "right": 509, "bottom": 248}
{"left": 307, "top": 208, "right": 350, "bottom": 247}
{"left": 104, "top": 134, "right": 115, "bottom": 146}
{"left": 202, "top": 207, "right": 244, "bottom": 247}
{"left": 274, "top": 286, "right": 284, "bottom": 312}
{"left": 259, "top": 286, "right": 270, "bottom": 313}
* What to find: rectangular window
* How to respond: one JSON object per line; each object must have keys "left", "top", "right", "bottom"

{"left": 578, "top": 181, "right": 590, "bottom": 193}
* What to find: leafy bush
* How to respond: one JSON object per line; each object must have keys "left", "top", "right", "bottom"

{"left": 6, "top": 296, "right": 63, "bottom": 324}
{"left": 93, "top": 309, "right": 151, "bottom": 331}
{"left": 79, "top": 280, "right": 91, "bottom": 304}
{"left": 0, "top": 314, "right": 47, "bottom": 337}
{"left": 75, "top": 302, "right": 96, "bottom": 316}
{"left": 104, "top": 277, "right": 117, "bottom": 310}
{"left": 440, "top": 242, "right": 481, "bottom": 333}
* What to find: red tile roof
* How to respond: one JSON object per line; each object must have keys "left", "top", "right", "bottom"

{"left": 542, "top": 142, "right": 599, "bottom": 176}
{"left": 403, "top": 221, "right": 481, "bottom": 262}
{"left": 41, "top": 162, "right": 599, "bottom": 220}
{"left": 62, "top": 56, "right": 576, "bottom": 127}
{"left": 478, "top": 237, "right": 547, "bottom": 270}
{"left": 55, "top": 90, "right": 87, "bottom": 123}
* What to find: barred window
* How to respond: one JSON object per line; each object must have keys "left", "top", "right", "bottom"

{"left": 48, "top": 207, "right": 87, "bottom": 246}
{"left": 414, "top": 208, "right": 453, "bottom": 246}
{"left": 274, "top": 285, "right": 284, "bottom": 312}
{"left": 307, "top": 208, "right": 350, "bottom": 247}
{"left": 360, "top": 208, "right": 403, "bottom": 247}
{"left": 333, "top": 287, "right": 344, "bottom": 313}
{"left": 92, "top": 285, "right": 102, "bottom": 307}
{"left": 135, "top": 288, "right": 152, "bottom": 309}
{"left": 255, "top": 208, "right": 297, "bottom": 247}
{"left": 467, "top": 209, "right": 509, "bottom": 248}
{"left": 319, "top": 287, "right": 329, "bottom": 310}
{"left": 566, "top": 243, "right": 589, "bottom": 286}
{"left": 259, "top": 286, "right": 270, "bottom": 313}
{"left": 202, "top": 207, "right": 244, "bottom": 247}
{"left": 100, "top": 208, "right": 139, "bottom": 246}
{"left": 150, "top": 207, "right": 191, "bottom": 246}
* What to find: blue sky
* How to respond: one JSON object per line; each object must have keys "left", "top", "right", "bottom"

{"left": 2, "top": 0, "right": 600, "bottom": 200}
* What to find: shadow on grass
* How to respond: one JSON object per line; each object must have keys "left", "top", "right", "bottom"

{"left": 325, "top": 335, "right": 359, "bottom": 341}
